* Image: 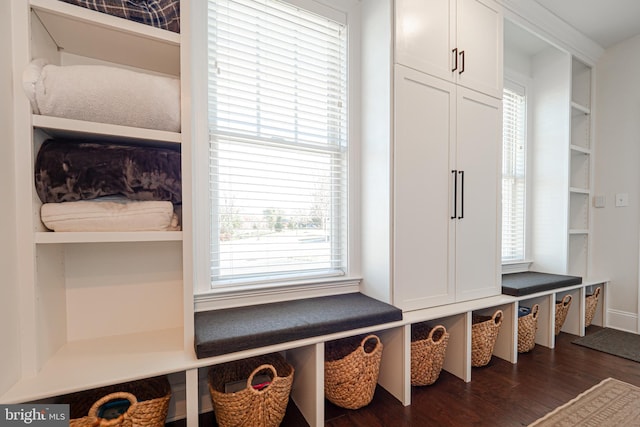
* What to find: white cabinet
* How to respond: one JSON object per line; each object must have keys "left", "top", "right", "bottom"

{"left": 395, "top": 0, "right": 503, "bottom": 98}
{"left": 455, "top": 85, "right": 502, "bottom": 300}
{"left": 394, "top": 66, "right": 456, "bottom": 310}
{"left": 395, "top": 0, "right": 454, "bottom": 85}
{"left": 394, "top": 65, "right": 501, "bottom": 311}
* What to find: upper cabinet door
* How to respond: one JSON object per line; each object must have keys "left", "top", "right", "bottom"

{"left": 395, "top": 0, "right": 456, "bottom": 83}
{"left": 456, "top": 0, "right": 503, "bottom": 98}
{"left": 395, "top": 0, "right": 503, "bottom": 98}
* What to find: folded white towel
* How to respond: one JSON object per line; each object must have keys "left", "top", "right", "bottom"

{"left": 23, "top": 59, "right": 181, "bottom": 132}
{"left": 41, "top": 197, "right": 180, "bottom": 232}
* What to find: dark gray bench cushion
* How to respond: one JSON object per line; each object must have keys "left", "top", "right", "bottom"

{"left": 502, "top": 271, "right": 582, "bottom": 297}
{"left": 194, "top": 292, "right": 403, "bottom": 359}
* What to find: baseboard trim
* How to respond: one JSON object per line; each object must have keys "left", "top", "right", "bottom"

{"left": 606, "top": 309, "right": 638, "bottom": 333}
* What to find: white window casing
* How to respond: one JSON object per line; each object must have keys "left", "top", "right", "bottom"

{"left": 194, "top": 0, "right": 361, "bottom": 307}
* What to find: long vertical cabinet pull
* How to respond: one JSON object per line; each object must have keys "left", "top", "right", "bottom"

{"left": 451, "top": 170, "right": 458, "bottom": 219}
{"left": 459, "top": 51, "right": 465, "bottom": 74}
{"left": 458, "top": 170, "right": 464, "bottom": 219}
{"left": 451, "top": 48, "right": 458, "bottom": 72}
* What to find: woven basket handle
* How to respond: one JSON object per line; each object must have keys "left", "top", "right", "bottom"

{"left": 531, "top": 304, "right": 540, "bottom": 320}
{"left": 428, "top": 325, "right": 447, "bottom": 344}
{"left": 561, "top": 294, "right": 572, "bottom": 306}
{"left": 88, "top": 392, "right": 137, "bottom": 427}
{"left": 246, "top": 364, "right": 277, "bottom": 393}
{"left": 492, "top": 310, "right": 503, "bottom": 326}
{"left": 360, "top": 334, "right": 381, "bottom": 355}
{"left": 592, "top": 287, "right": 601, "bottom": 298}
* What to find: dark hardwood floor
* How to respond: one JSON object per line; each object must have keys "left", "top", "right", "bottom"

{"left": 183, "top": 326, "right": 640, "bottom": 426}
{"left": 324, "top": 326, "right": 640, "bottom": 427}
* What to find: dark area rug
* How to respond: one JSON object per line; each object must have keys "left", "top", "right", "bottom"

{"left": 573, "top": 328, "right": 640, "bottom": 362}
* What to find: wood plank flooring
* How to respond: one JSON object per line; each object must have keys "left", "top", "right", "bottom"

{"left": 324, "top": 326, "right": 640, "bottom": 427}
{"left": 179, "top": 326, "right": 640, "bottom": 426}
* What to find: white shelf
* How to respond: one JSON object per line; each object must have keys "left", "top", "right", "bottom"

{"left": 568, "top": 233, "right": 589, "bottom": 277}
{"left": 402, "top": 294, "right": 516, "bottom": 323}
{"left": 569, "top": 187, "right": 590, "bottom": 194}
{"left": 571, "top": 57, "right": 592, "bottom": 110}
{"left": 35, "top": 231, "right": 183, "bottom": 244}
{"left": 33, "top": 115, "right": 182, "bottom": 145}
{"left": 30, "top": 0, "right": 180, "bottom": 76}
{"left": 571, "top": 106, "right": 591, "bottom": 150}
{"left": 570, "top": 150, "right": 591, "bottom": 190}
{"left": 570, "top": 144, "right": 590, "bottom": 155}
{"left": 569, "top": 56, "right": 592, "bottom": 279}
{"left": 0, "top": 328, "right": 191, "bottom": 404}
{"left": 570, "top": 101, "right": 590, "bottom": 115}
{"left": 569, "top": 229, "right": 589, "bottom": 235}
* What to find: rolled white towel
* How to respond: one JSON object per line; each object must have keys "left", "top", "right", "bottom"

{"left": 22, "top": 58, "right": 48, "bottom": 114}
{"left": 23, "top": 59, "right": 181, "bottom": 132}
{"left": 41, "top": 197, "right": 180, "bottom": 232}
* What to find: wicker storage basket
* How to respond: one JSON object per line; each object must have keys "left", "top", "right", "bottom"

{"left": 555, "top": 294, "right": 573, "bottom": 335}
{"left": 66, "top": 376, "right": 171, "bottom": 427}
{"left": 410, "top": 324, "right": 449, "bottom": 386}
{"left": 324, "top": 334, "right": 383, "bottom": 409}
{"left": 471, "top": 310, "right": 503, "bottom": 367}
{"left": 585, "top": 286, "right": 602, "bottom": 327}
{"left": 208, "top": 353, "right": 294, "bottom": 427}
{"left": 517, "top": 304, "right": 539, "bottom": 353}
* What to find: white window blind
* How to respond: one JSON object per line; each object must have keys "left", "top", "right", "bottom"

{"left": 207, "top": 0, "right": 348, "bottom": 286}
{"left": 502, "top": 84, "right": 527, "bottom": 262}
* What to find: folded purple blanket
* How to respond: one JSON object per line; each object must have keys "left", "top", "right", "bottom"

{"left": 35, "top": 139, "right": 182, "bottom": 205}
{"left": 59, "top": 0, "right": 180, "bottom": 33}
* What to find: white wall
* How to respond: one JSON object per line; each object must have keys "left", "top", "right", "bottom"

{"left": 504, "top": 44, "right": 532, "bottom": 78}
{"left": 0, "top": 0, "right": 21, "bottom": 396}
{"left": 359, "top": 0, "right": 393, "bottom": 303}
{"left": 593, "top": 34, "right": 640, "bottom": 333}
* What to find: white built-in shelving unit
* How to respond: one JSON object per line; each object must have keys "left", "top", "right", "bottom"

{"left": 568, "top": 57, "right": 593, "bottom": 277}
{"left": 5, "top": 0, "right": 193, "bottom": 407}
{"left": 2, "top": 1, "right": 608, "bottom": 427}
{"left": 504, "top": 19, "right": 595, "bottom": 279}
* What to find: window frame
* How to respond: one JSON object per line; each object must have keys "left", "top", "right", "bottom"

{"left": 502, "top": 72, "right": 533, "bottom": 273}
{"left": 192, "top": 0, "right": 362, "bottom": 309}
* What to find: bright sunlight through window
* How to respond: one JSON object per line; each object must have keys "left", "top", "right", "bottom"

{"left": 502, "top": 83, "right": 527, "bottom": 262}
{"left": 207, "top": 0, "right": 348, "bottom": 287}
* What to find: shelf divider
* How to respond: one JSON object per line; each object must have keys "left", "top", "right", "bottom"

{"left": 0, "top": 327, "right": 189, "bottom": 404}
{"left": 33, "top": 115, "right": 181, "bottom": 145}
{"left": 35, "top": 231, "right": 183, "bottom": 244}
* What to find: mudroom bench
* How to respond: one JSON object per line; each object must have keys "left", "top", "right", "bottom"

{"left": 194, "top": 292, "right": 403, "bottom": 359}
{"left": 192, "top": 292, "right": 406, "bottom": 426}
{"left": 502, "top": 274, "right": 608, "bottom": 349}
{"left": 189, "top": 279, "right": 607, "bottom": 426}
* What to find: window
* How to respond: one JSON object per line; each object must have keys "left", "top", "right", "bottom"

{"left": 502, "top": 82, "right": 527, "bottom": 263}
{"left": 205, "top": 0, "right": 349, "bottom": 289}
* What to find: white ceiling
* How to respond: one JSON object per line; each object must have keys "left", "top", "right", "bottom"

{"left": 534, "top": 0, "right": 640, "bottom": 49}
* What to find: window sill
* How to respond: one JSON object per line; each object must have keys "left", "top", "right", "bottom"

{"left": 502, "top": 260, "right": 533, "bottom": 274}
{"left": 194, "top": 276, "right": 362, "bottom": 311}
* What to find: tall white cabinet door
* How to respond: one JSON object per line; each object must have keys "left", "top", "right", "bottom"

{"left": 456, "top": 0, "right": 503, "bottom": 98}
{"left": 454, "top": 87, "right": 501, "bottom": 301}
{"left": 395, "top": 0, "right": 456, "bottom": 83}
{"left": 393, "top": 65, "right": 456, "bottom": 311}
